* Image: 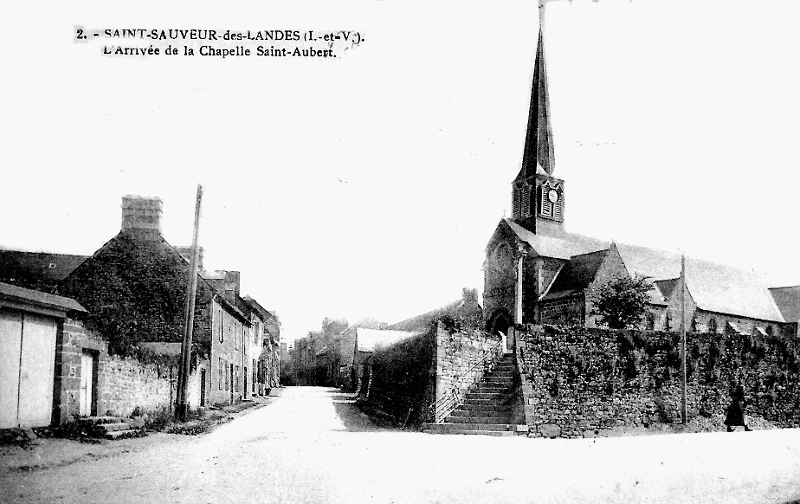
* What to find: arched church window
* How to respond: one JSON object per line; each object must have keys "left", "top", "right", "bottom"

{"left": 664, "top": 312, "right": 672, "bottom": 331}
{"left": 766, "top": 325, "right": 773, "bottom": 336}
{"left": 690, "top": 318, "right": 697, "bottom": 332}
{"left": 708, "top": 318, "right": 717, "bottom": 333}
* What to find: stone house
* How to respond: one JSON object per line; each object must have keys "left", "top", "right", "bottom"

{"left": 0, "top": 281, "right": 180, "bottom": 427}
{"left": 58, "top": 195, "right": 251, "bottom": 410}
{"left": 241, "top": 295, "right": 281, "bottom": 395}
{"left": 483, "top": 26, "right": 800, "bottom": 338}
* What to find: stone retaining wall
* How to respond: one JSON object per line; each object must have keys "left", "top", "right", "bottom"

{"left": 517, "top": 325, "right": 800, "bottom": 438}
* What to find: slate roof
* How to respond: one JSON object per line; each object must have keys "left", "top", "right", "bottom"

{"left": 503, "top": 218, "right": 786, "bottom": 322}
{"left": 355, "top": 328, "right": 420, "bottom": 353}
{"left": 387, "top": 289, "right": 481, "bottom": 332}
{"left": 0, "top": 281, "right": 86, "bottom": 314}
{"left": 540, "top": 249, "right": 608, "bottom": 301}
{"left": 769, "top": 286, "right": 800, "bottom": 322}
{"left": 0, "top": 250, "right": 88, "bottom": 291}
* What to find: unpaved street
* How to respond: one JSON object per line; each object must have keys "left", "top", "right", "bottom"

{"left": 2, "top": 386, "right": 800, "bottom": 504}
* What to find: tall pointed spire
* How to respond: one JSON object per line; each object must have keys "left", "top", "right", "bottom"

{"left": 517, "top": 24, "right": 555, "bottom": 181}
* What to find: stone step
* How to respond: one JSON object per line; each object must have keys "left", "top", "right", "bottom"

{"left": 105, "top": 429, "right": 141, "bottom": 440}
{"left": 488, "top": 366, "right": 515, "bottom": 373}
{"left": 426, "top": 429, "right": 516, "bottom": 437}
{"left": 473, "top": 382, "right": 512, "bottom": 389}
{"left": 483, "top": 375, "right": 515, "bottom": 381}
{"left": 423, "top": 423, "right": 515, "bottom": 433}
{"left": 458, "top": 403, "right": 513, "bottom": 413}
{"left": 78, "top": 416, "right": 129, "bottom": 426}
{"left": 445, "top": 415, "right": 512, "bottom": 424}
{"left": 465, "top": 392, "right": 508, "bottom": 400}
{"left": 99, "top": 422, "right": 133, "bottom": 432}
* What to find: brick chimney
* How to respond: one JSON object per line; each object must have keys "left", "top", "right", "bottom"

{"left": 462, "top": 287, "right": 478, "bottom": 305}
{"left": 121, "top": 195, "right": 162, "bottom": 240}
{"left": 224, "top": 271, "right": 241, "bottom": 299}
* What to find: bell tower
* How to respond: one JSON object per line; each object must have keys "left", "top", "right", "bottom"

{"left": 512, "top": 22, "right": 564, "bottom": 236}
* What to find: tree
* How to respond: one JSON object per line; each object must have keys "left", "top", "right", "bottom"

{"left": 590, "top": 275, "right": 653, "bottom": 329}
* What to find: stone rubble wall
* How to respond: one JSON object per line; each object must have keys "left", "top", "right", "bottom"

{"left": 55, "top": 317, "right": 179, "bottom": 423}
{"left": 517, "top": 325, "right": 800, "bottom": 438}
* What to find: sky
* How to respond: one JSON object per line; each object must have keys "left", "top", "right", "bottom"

{"left": 2, "top": 0, "right": 799, "bottom": 345}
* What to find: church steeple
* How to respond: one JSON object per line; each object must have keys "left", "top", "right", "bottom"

{"left": 511, "top": 20, "right": 564, "bottom": 236}
{"left": 517, "top": 27, "right": 555, "bottom": 181}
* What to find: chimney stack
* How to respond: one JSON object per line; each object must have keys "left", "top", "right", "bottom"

{"left": 121, "top": 195, "right": 162, "bottom": 240}
{"left": 175, "top": 246, "right": 204, "bottom": 271}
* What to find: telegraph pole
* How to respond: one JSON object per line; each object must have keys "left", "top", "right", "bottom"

{"left": 680, "top": 253, "right": 687, "bottom": 424}
{"left": 176, "top": 184, "right": 203, "bottom": 421}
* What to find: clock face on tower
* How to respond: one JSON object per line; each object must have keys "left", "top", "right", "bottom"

{"left": 547, "top": 189, "right": 559, "bottom": 203}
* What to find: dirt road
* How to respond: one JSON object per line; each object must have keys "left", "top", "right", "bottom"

{"left": 2, "top": 386, "right": 800, "bottom": 503}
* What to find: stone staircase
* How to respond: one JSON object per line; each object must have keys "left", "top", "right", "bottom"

{"left": 423, "top": 353, "right": 521, "bottom": 436}
{"left": 78, "top": 416, "right": 144, "bottom": 440}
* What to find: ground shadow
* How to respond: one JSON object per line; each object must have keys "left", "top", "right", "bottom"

{"left": 328, "top": 389, "right": 393, "bottom": 433}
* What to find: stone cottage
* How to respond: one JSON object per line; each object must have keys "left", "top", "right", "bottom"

{"left": 59, "top": 195, "right": 251, "bottom": 410}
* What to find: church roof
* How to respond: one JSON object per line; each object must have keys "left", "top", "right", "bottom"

{"left": 769, "top": 286, "right": 800, "bottom": 322}
{"left": 503, "top": 218, "right": 786, "bottom": 322}
{"left": 540, "top": 249, "right": 609, "bottom": 301}
{"left": 516, "top": 28, "right": 555, "bottom": 181}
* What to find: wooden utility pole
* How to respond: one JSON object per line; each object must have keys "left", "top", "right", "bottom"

{"left": 680, "top": 253, "right": 687, "bottom": 424}
{"left": 176, "top": 184, "right": 203, "bottom": 421}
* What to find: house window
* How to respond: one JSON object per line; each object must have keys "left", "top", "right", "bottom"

{"left": 709, "top": 317, "right": 717, "bottom": 333}
{"left": 646, "top": 312, "right": 655, "bottom": 330}
{"left": 225, "top": 361, "right": 229, "bottom": 391}
{"left": 690, "top": 318, "right": 697, "bottom": 332}
{"left": 235, "top": 365, "right": 240, "bottom": 392}
{"left": 218, "top": 309, "right": 223, "bottom": 343}
{"left": 766, "top": 325, "right": 774, "bottom": 336}
{"left": 218, "top": 358, "right": 223, "bottom": 390}
{"left": 664, "top": 312, "right": 672, "bottom": 332}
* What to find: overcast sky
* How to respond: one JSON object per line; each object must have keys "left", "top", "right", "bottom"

{"left": 2, "top": 0, "right": 799, "bottom": 344}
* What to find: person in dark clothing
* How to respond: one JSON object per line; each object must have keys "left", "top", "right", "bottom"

{"left": 725, "top": 384, "right": 751, "bottom": 432}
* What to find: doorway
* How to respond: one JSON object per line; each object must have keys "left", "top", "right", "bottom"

{"left": 80, "top": 350, "right": 97, "bottom": 417}
{"left": 200, "top": 368, "right": 206, "bottom": 407}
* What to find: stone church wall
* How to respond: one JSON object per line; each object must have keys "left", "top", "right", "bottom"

{"left": 517, "top": 325, "right": 800, "bottom": 438}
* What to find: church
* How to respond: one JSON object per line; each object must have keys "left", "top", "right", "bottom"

{"left": 483, "top": 27, "right": 800, "bottom": 339}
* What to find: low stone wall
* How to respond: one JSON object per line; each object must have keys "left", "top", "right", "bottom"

{"left": 518, "top": 325, "right": 800, "bottom": 438}
{"left": 55, "top": 318, "right": 178, "bottom": 423}
{"left": 98, "top": 355, "right": 175, "bottom": 417}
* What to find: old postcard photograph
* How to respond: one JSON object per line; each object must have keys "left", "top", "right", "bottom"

{"left": 1, "top": 1, "right": 799, "bottom": 502}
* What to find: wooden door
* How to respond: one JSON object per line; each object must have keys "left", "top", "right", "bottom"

{"left": 0, "top": 310, "right": 23, "bottom": 428}
{"left": 0, "top": 311, "right": 57, "bottom": 428}
{"left": 80, "top": 351, "right": 95, "bottom": 417}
